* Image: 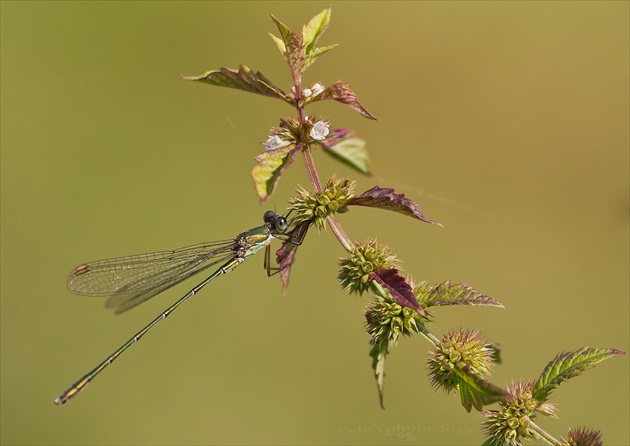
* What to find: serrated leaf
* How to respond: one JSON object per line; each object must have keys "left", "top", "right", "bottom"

{"left": 456, "top": 367, "right": 509, "bottom": 412}
{"left": 345, "top": 186, "right": 442, "bottom": 226}
{"left": 302, "top": 7, "right": 331, "bottom": 55}
{"left": 303, "top": 43, "right": 338, "bottom": 72}
{"left": 416, "top": 280, "right": 504, "bottom": 308}
{"left": 308, "top": 81, "right": 376, "bottom": 119}
{"left": 252, "top": 145, "right": 298, "bottom": 204}
{"left": 532, "top": 347, "right": 626, "bottom": 402}
{"left": 276, "top": 221, "right": 310, "bottom": 293}
{"left": 270, "top": 14, "right": 305, "bottom": 75}
{"left": 268, "top": 32, "right": 286, "bottom": 56}
{"left": 369, "top": 336, "right": 388, "bottom": 409}
{"left": 486, "top": 343, "right": 502, "bottom": 365}
{"left": 370, "top": 269, "right": 424, "bottom": 315}
{"left": 320, "top": 134, "right": 370, "bottom": 175}
{"left": 184, "top": 65, "right": 289, "bottom": 102}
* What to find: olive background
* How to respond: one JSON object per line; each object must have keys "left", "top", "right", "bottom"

{"left": 1, "top": 2, "right": 628, "bottom": 445}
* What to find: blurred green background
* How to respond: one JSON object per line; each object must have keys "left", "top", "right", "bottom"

{"left": 1, "top": 1, "right": 628, "bottom": 445}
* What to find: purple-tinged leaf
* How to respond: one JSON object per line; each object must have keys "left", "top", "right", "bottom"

{"left": 252, "top": 145, "right": 298, "bottom": 204}
{"left": 308, "top": 81, "right": 376, "bottom": 119}
{"left": 532, "top": 347, "right": 626, "bottom": 403}
{"left": 345, "top": 186, "right": 442, "bottom": 226}
{"left": 317, "top": 127, "right": 353, "bottom": 147}
{"left": 276, "top": 221, "right": 310, "bottom": 293}
{"left": 183, "top": 65, "right": 289, "bottom": 102}
{"left": 416, "top": 280, "right": 504, "bottom": 308}
{"left": 270, "top": 14, "right": 305, "bottom": 75}
{"left": 370, "top": 269, "right": 424, "bottom": 316}
{"left": 457, "top": 369, "right": 509, "bottom": 412}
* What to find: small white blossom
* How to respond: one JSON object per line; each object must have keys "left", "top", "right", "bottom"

{"left": 311, "top": 83, "right": 324, "bottom": 97}
{"left": 264, "top": 135, "right": 284, "bottom": 151}
{"left": 310, "top": 121, "right": 330, "bottom": 141}
{"left": 302, "top": 88, "right": 312, "bottom": 98}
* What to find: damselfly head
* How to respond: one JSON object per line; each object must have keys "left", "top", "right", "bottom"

{"left": 263, "top": 211, "right": 288, "bottom": 233}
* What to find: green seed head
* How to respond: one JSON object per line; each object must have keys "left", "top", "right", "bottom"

{"left": 365, "top": 292, "right": 424, "bottom": 346}
{"left": 427, "top": 329, "right": 495, "bottom": 393}
{"left": 562, "top": 427, "right": 602, "bottom": 446}
{"left": 338, "top": 240, "right": 398, "bottom": 295}
{"left": 483, "top": 380, "right": 541, "bottom": 445}
{"left": 289, "top": 177, "right": 354, "bottom": 230}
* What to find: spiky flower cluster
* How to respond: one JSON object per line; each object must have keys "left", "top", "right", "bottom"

{"left": 365, "top": 291, "right": 424, "bottom": 346}
{"left": 561, "top": 427, "right": 602, "bottom": 446}
{"left": 427, "top": 329, "right": 495, "bottom": 393}
{"left": 338, "top": 240, "right": 398, "bottom": 295}
{"left": 289, "top": 177, "right": 354, "bottom": 230}
{"left": 482, "top": 380, "right": 541, "bottom": 446}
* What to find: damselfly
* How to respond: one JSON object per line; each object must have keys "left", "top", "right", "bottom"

{"left": 55, "top": 211, "right": 293, "bottom": 405}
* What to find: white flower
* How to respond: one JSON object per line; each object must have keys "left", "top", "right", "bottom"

{"left": 310, "top": 121, "right": 330, "bottom": 141}
{"left": 302, "top": 88, "right": 312, "bottom": 98}
{"left": 264, "top": 135, "right": 284, "bottom": 151}
{"left": 311, "top": 83, "right": 324, "bottom": 97}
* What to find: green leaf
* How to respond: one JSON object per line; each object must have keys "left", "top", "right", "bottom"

{"left": 456, "top": 367, "right": 509, "bottom": 412}
{"left": 300, "top": 7, "right": 337, "bottom": 71}
{"left": 270, "top": 14, "right": 305, "bottom": 75}
{"left": 486, "top": 343, "right": 503, "bottom": 365}
{"left": 268, "top": 32, "right": 286, "bottom": 57}
{"left": 320, "top": 135, "right": 370, "bottom": 175}
{"left": 309, "top": 81, "right": 376, "bottom": 119}
{"left": 303, "top": 43, "right": 338, "bottom": 72}
{"left": 415, "top": 280, "right": 504, "bottom": 308}
{"left": 345, "top": 186, "right": 442, "bottom": 226}
{"left": 251, "top": 145, "right": 297, "bottom": 204}
{"left": 302, "top": 7, "right": 331, "bottom": 55}
{"left": 183, "top": 65, "right": 289, "bottom": 102}
{"left": 532, "top": 347, "right": 626, "bottom": 402}
{"left": 368, "top": 336, "right": 388, "bottom": 409}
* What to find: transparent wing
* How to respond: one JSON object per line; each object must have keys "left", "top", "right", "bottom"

{"left": 67, "top": 240, "right": 236, "bottom": 313}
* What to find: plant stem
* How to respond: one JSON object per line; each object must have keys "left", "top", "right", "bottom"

{"left": 327, "top": 215, "right": 354, "bottom": 252}
{"left": 300, "top": 146, "right": 323, "bottom": 193}
{"left": 530, "top": 420, "right": 563, "bottom": 446}
{"left": 292, "top": 72, "right": 353, "bottom": 251}
{"left": 417, "top": 325, "right": 440, "bottom": 346}
{"left": 301, "top": 146, "right": 354, "bottom": 251}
